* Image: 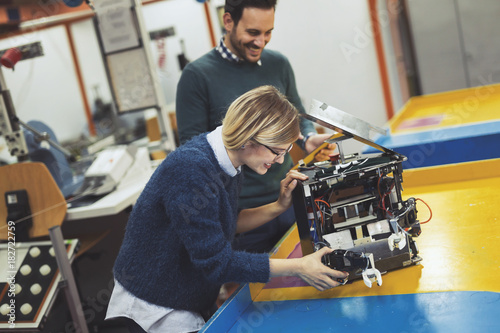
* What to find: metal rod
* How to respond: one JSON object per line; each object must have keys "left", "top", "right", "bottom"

{"left": 49, "top": 226, "right": 89, "bottom": 333}
{"left": 16, "top": 118, "right": 74, "bottom": 160}
{"left": 337, "top": 141, "right": 345, "bottom": 164}
{"left": 0, "top": 67, "right": 7, "bottom": 91}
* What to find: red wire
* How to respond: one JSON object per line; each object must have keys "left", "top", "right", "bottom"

{"left": 314, "top": 200, "right": 325, "bottom": 225}
{"left": 377, "top": 174, "right": 383, "bottom": 199}
{"left": 315, "top": 199, "right": 330, "bottom": 207}
{"left": 377, "top": 174, "right": 395, "bottom": 218}
{"left": 416, "top": 198, "right": 432, "bottom": 224}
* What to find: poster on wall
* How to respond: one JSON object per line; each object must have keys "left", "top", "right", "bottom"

{"left": 94, "top": 0, "right": 140, "bottom": 54}
{"left": 106, "top": 48, "right": 158, "bottom": 112}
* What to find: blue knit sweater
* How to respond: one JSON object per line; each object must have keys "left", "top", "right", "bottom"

{"left": 113, "top": 134, "right": 270, "bottom": 312}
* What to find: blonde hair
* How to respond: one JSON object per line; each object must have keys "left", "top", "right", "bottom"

{"left": 222, "top": 85, "right": 300, "bottom": 150}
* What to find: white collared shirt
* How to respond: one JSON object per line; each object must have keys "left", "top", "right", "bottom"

{"left": 207, "top": 125, "right": 241, "bottom": 177}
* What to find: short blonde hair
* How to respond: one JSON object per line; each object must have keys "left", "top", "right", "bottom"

{"left": 222, "top": 86, "right": 300, "bottom": 150}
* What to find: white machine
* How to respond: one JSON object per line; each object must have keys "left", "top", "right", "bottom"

{"left": 77, "top": 145, "right": 152, "bottom": 196}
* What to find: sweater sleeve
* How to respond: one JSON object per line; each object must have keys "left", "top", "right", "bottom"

{"left": 163, "top": 154, "right": 270, "bottom": 284}
{"left": 176, "top": 63, "right": 211, "bottom": 145}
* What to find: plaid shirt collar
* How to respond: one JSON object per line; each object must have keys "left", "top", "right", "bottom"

{"left": 215, "top": 36, "right": 262, "bottom": 66}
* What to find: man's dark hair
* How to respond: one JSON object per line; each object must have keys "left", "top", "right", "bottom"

{"left": 225, "top": 0, "right": 277, "bottom": 26}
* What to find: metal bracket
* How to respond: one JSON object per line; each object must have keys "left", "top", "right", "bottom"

{"left": 303, "top": 100, "right": 403, "bottom": 158}
{"left": 0, "top": 41, "right": 44, "bottom": 62}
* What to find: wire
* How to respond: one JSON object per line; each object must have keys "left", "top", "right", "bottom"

{"left": 377, "top": 173, "right": 395, "bottom": 217}
{"left": 377, "top": 174, "right": 383, "bottom": 199}
{"left": 0, "top": 183, "right": 104, "bottom": 231}
{"left": 315, "top": 199, "right": 330, "bottom": 208}
{"left": 314, "top": 200, "right": 325, "bottom": 225}
{"left": 357, "top": 158, "right": 369, "bottom": 167}
{"left": 315, "top": 241, "right": 330, "bottom": 249}
{"left": 381, "top": 182, "right": 395, "bottom": 215}
{"left": 416, "top": 198, "right": 432, "bottom": 224}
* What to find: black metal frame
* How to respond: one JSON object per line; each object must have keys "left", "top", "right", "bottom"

{"left": 293, "top": 152, "right": 422, "bottom": 280}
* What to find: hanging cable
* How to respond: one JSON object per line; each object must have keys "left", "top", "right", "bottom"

{"left": 415, "top": 198, "right": 432, "bottom": 224}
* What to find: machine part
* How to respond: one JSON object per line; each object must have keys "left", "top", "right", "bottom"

{"left": 367, "top": 220, "right": 391, "bottom": 236}
{"left": 409, "top": 223, "right": 422, "bottom": 237}
{"left": 18, "top": 118, "right": 74, "bottom": 161}
{"left": 0, "top": 42, "right": 44, "bottom": 162}
{"left": 0, "top": 42, "right": 44, "bottom": 67}
{"left": 293, "top": 101, "right": 424, "bottom": 287}
{"left": 0, "top": 91, "right": 28, "bottom": 157}
{"left": 75, "top": 145, "right": 135, "bottom": 196}
{"left": 320, "top": 248, "right": 382, "bottom": 288}
{"left": 0, "top": 48, "right": 22, "bottom": 69}
{"left": 321, "top": 249, "right": 369, "bottom": 274}
{"left": 362, "top": 253, "right": 383, "bottom": 288}
{"left": 0, "top": 94, "right": 11, "bottom": 136}
{"left": 322, "top": 229, "right": 354, "bottom": 250}
{"left": 4, "top": 130, "right": 28, "bottom": 157}
{"left": 388, "top": 232, "right": 407, "bottom": 251}
{"left": 304, "top": 100, "right": 401, "bottom": 158}
{"left": 74, "top": 145, "right": 151, "bottom": 198}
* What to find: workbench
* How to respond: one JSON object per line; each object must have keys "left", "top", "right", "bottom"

{"left": 201, "top": 158, "right": 500, "bottom": 332}
{"left": 365, "top": 84, "right": 500, "bottom": 168}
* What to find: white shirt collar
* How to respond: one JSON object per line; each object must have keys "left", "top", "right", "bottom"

{"left": 207, "top": 126, "right": 241, "bottom": 177}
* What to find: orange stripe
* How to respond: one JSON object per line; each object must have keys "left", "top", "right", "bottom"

{"left": 203, "top": 2, "right": 217, "bottom": 48}
{"left": 368, "top": 0, "right": 394, "bottom": 120}
{"left": 65, "top": 23, "right": 96, "bottom": 137}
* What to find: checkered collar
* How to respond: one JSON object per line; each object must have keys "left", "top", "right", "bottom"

{"left": 215, "top": 36, "right": 262, "bottom": 66}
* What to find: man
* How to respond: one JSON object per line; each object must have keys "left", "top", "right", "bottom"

{"left": 176, "top": 0, "right": 335, "bottom": 253}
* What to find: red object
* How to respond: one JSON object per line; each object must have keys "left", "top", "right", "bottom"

{"left": 156, "top": 38, "right": 166, "bottom": 70}
{"left": 329, "top": 153, "right": 340, "bottom": 163}
{"left": 1, "top": 48, "right": 22, "bottom": 69}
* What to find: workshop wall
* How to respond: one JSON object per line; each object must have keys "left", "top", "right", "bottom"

{"left": 269, "top": 0, "right": 390, "bottom": 152}
{"left": 70, "top": 19, "right": 112, "bottom": 110}
{"left": 0, "top": 0, "right": 214, "bottom": 145}
{"left": 0, "top": 0, "right": 392, "bottom": 153}
{"left": 0, "top": 26, "right": 89, "bottom": 143}
{"left": 272, "top": 0, "right": 387, "bottom": 124}
{"left": 406, "top": 0, "right": 500, "bottom": 95}
{"left": 141, "top": 0, "right": 220, "bottom": 108}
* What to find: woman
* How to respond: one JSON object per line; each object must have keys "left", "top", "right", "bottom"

{"left": 106, "top": 86, "right": 348, "bottom": 332}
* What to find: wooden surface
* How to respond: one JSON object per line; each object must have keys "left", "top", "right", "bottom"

{"left": 0, "top": 162, "right": 67, "bottom": 239}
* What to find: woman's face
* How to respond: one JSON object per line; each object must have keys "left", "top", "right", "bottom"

{"left": 242, "top": 141, "right": 292, "bottom": 175}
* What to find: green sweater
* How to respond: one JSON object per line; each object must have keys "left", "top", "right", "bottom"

{"left": 176, "top": 48, "right": 315, "bottom": 209}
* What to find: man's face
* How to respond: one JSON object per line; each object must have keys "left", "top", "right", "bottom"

{"left": 224, "top": 7, "right": 275, "bottom": 63}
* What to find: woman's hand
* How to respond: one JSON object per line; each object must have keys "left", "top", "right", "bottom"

{"left": 276, "top": 170, "right": 308, "bottom": 211}
{"left": 269, "top": 247, "right": 349, "bottom": 291}
{"left": 296, "top": 247, "right": 349, "bottom": 291}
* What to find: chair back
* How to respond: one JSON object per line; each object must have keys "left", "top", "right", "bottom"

{"left": 0, "top": 162, "right": 67, "bottom": 240}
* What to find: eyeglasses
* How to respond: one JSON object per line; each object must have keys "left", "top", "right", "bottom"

{"left": 261, "top": 143, "right": 293, "bottom": 161}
